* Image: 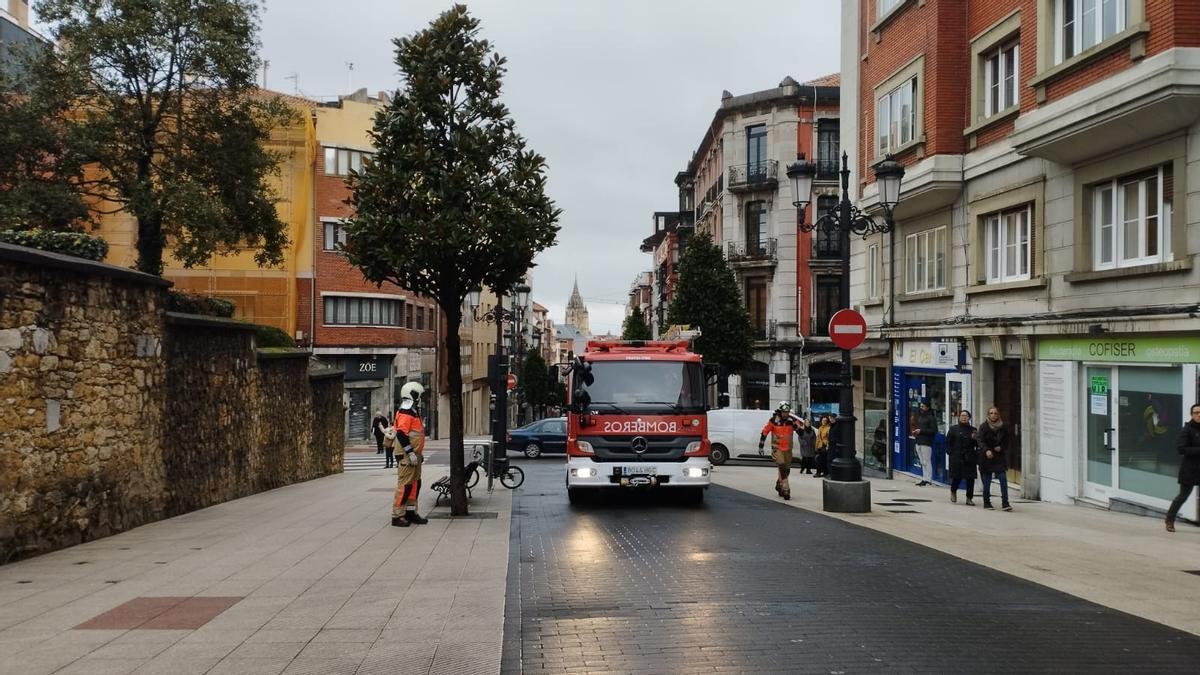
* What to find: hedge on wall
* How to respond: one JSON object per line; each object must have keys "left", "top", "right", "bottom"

{"left": 0, "top": 229, "right": 109, "bottom": 261}
{"left": 253, "top": 324, "right": 296, "bottom": 348}
{"left": 166, "top": 290, "right": 235, "bottom": 318}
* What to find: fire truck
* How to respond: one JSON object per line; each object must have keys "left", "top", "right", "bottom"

{"left": 564, "top": 340, "right": 711, "bottom": 503}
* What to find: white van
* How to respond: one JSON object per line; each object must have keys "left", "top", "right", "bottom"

{"left": 706, "top": 408, "right": 775, "bottom": 465}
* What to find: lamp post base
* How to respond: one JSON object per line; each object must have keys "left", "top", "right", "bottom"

{"left": 822, "top": 478, "right": 871, "bottom": 513}
{"left": 829, "top": 455, "right": 862, "bottom": 482}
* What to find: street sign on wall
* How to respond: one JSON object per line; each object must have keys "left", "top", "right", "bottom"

{"left": 344, "top": 355, "right": 389, "bottom": 381}
{"left": 828, "top": 309, "right": 867, "bottom": 350}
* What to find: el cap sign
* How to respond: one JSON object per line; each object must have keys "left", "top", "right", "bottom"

{"left": 828, "top": 309, "right": 867, "bottom": 350}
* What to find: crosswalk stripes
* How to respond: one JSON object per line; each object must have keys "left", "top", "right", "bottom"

{"left": 343, "top": 452, "right": 390, "bottom": 472}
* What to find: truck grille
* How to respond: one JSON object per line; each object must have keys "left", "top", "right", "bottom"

{"left": 583, "top": 435, "right": 696, "bottom": 461}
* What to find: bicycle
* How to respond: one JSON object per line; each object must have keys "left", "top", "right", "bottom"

{"left": 464, "top": 442, "right": 524, "bottom": 489}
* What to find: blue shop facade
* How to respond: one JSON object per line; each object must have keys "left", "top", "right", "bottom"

{"left": 890, "top": 340, "right": 971, "bottom": 484}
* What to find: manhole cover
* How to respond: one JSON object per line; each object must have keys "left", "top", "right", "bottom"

{"left": 426, "top": 511, "right": 499, "bottom": 519}
{"left": 887, "top": 510, "right": 922, "bottom": 514}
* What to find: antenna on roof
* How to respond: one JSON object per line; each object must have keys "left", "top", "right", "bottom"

{"left": 345, "top": 62, "right": 354, "bottom": 93}
{"left": 262, "top": 60, "right": 269, "bottom": 89}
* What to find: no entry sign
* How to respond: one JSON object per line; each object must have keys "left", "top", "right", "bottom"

{"left": 507, "top": 373, "right": 518, "bottom": 391}
{"left": 828, "top": 309, "right": 867, "bottom": 350}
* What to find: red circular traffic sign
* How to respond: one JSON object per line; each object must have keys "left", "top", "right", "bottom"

{"left": 507, "top": 373, "right": 518, "bottom": 391}
{"left": 828, "top": 309, "right": 867, "bottom": 350}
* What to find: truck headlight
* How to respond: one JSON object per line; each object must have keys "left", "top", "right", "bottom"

{"left": 685, "top": 441, "right": 701, "bottom": 454}
{"left": 571, "top": 467, "right": 596, "bottom": 478}
{"left": 685, "top": 467, "right": 709, "bottom": 478}
{"left": 576, "top": 441, "right": 594, "bottom": 453}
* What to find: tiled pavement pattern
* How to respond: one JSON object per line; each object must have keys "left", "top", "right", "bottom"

{"left": 502, "top": 461, "right": 1200, "bottom": 674}
{"left": 0, "top": 442, "right": 508, "bottom": 675}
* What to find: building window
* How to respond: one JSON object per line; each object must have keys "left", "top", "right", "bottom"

{"left": 1092, "top": 164, "right": 1171, "bottom": 270}
{"left": 984, "top": 41, "right": 1019, "bottom": 116}
{"left": 816, "top": 120, "right": 840, "bottom": 177}
{"left": 877, "top": 77, "right": 916, "bottom": 154}
{"left": 745, "top": 279, "right": 767, "bottom": 339}
{"left": 879, "top": 0, "right": 904, "bottom": 16}
{"left": 1056, "top": 0, "right": 1127, "bottom": 64}
{"left": 868, "top": 244, "right": 880, "bottom": 298}
{"left": 324, "top": 296, "right": 403, "bottom": 327}
{"left": 905, "top": 226, "right": 946, "bottom": 293}
{"left": 985, "top": 206, "right": 1032, "bottom": 283}
{"left": 746, "top": 201, "right": 767, "bottom": 254}
{"left": 323, "top": 221, "right": 348, "bottom": 251}
{"left": 813, "top": 276, "right": 840, "bottom": 337}
{"left": 747, "top": 124, "right": 767, "bottom": 174}
{"left": 323, "top": 146, "right": 371, "bottom": 177}
{"left": 406, "top": 304, "right": 415, "bottom": 329}
{"left": 813, "top": 195, "right": 840, "bottom": 258}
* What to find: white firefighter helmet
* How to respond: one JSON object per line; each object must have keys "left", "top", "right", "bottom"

{"left": 775, "top": 401, "right": 791, "bottom": 414}
{"left": 400, "top": 381, "right": 425, "bottom": 402}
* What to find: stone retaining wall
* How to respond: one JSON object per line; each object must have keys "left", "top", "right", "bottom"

{"left": 0, "top": 244, "right": 344, "bottom": 563}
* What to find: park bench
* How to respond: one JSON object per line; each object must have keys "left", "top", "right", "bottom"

{"left": 432, "top": 460, "right": 479, "bottom": 506}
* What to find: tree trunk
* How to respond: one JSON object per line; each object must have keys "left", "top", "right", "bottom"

{"left": 135, "top": 213, "right": 165, "bottom": 276}
{"left": 443, "top": 302, "right": 469, "bottom": 516}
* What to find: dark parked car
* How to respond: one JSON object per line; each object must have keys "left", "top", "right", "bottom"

{"left": 506, "top": 417, "right": 567, "bottom": 458}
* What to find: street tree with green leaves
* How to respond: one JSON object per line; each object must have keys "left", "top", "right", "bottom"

{"left": 342, "top": 5, "right": 560, "bottom": 515}
{"left": 520, "top": 351, "right": 550, "bottom": 419}
{"left": 667, "top": 233, "right": 754, "bottom": 373}
{"left": 621, "top": 309, "right": 652, "bottom": 341}
{"left": 0, "top": 0, "right": 295, "bottom": 274}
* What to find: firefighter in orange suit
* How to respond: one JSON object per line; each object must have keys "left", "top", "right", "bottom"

{"left": 392, "top": 382, "right": 428, "bottom": 527}
{"left": 758, "top": 402, "right": 805, "bottom": 500}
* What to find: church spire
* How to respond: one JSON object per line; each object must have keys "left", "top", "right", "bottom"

{"left": 565, "top": 276, "right": 590, "bottom": 335}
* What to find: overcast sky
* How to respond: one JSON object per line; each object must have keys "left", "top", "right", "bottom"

{"left": 257, "top": 0, "right": 840, "bottom": 334}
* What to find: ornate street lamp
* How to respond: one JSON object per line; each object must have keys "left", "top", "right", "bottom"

{"left": 468, "top": 283, "right": 532, "bottom": 456}
{"left": 786, "top": 151, "right": 904, "bottom": 482}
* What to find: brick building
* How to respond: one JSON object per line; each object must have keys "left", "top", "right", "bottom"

{"left": 308, "top": 90, "right": 439, "bottom": 442}
{"left": 842, "top": 0, "right": 1200, "bottom": 516}
{"left": 671, "top": 77, "right": 841, "bottom": 411}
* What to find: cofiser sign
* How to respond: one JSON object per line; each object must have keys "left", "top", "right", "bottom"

{"left": 1038, "top": 337, "right": 1200, "bottom": 364}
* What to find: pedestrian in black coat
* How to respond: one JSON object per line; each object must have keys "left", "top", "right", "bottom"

{"left": 371, "top": 410, "right": 389, "bottom": 454}
{"left": 977, "top": 406, "right": 1012, "bottom": 511}
{"left": 944, "top": 410, "right": 979, "bottom": 505}
{"left": 1165, "top": 403, "right": 1200, "bottom": 532}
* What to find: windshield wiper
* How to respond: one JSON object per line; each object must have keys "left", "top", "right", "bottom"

{"left": 588, "top": 401, "right": 629, "bottom": 415}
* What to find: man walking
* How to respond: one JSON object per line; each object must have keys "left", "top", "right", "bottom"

{"left": 371, "top": 410, "right": 389, "bottom": 455}
{"left": 392, "top": 382, "right": 429, "bottom": 527}
{"left": 758, "top": 402, "right": 805, "bottom": 500}
{"left": 911, "top": 400, "right": 938, "bottom": 486}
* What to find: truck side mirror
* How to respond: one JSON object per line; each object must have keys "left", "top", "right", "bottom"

{"left": 571, "top": 388, "right": 591, "bottom": 413}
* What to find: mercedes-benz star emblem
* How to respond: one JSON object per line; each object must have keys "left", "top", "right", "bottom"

{"left": 631, "top": 436, "right": 648, "bottom": 454}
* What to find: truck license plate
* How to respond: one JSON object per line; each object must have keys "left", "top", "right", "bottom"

{"left": 620, "top": 466, "right": 657, "bottom": 476}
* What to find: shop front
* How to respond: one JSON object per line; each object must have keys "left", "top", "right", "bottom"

{"left": 891, "top": 340, "right": 971, "bottom": 484}
{"left": 1037, "top": 336, "right": 1200, "bottom": 519}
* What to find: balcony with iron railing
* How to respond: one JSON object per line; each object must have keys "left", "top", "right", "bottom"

{"left": 814, "top": 156, "right": 840, "bottom": 181}
{"left": 728, "top": 160, "right": 778, "bottom": 193}
{"left": 726, "top": 238, "right": 777, "bottom": 267}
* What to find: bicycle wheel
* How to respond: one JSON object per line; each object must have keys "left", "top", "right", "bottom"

{"left": 500, "top": 465, "right": 525, "bottom": 489}
{"left": 466, "top": 466, "right": 480, "bottom": 489}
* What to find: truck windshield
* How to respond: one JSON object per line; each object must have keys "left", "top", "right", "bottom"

{"left": 580, "top": 361, "right": 705, "bottom": 413}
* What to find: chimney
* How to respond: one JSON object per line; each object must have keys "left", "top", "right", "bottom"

{"left": 8, "top": 0, "right": 30, "bottom": 28}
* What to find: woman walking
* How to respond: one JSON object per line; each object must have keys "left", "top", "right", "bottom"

{"left": 978, "top": 406, "right": 1012, "bottom": 511}
{"left": 798, "top": 414, "right": 817, "bottom": 475}
{"left": 944, "top": 410, "right": 979, "bottom": 505}
{"left": 814, "top": 415, "right": 833, "bottom": 478}
{"left": 1165, "top": 403, "right": 1200, "bottom": 532}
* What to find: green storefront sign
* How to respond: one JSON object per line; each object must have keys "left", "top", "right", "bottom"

{"left": 1038, "top": 336, "right": 1200, "bottom": 364}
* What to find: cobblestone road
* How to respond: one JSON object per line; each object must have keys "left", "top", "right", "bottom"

{"left": 501, "top": 460, "right": 1200, "bottom": 674}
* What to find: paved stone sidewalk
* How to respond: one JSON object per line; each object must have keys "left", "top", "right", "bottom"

{"left": 713, "top": 463, "right": 1200, "bottom": 636}
{"left": 0, "top": 445, "right": 509, "bottom": 675}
